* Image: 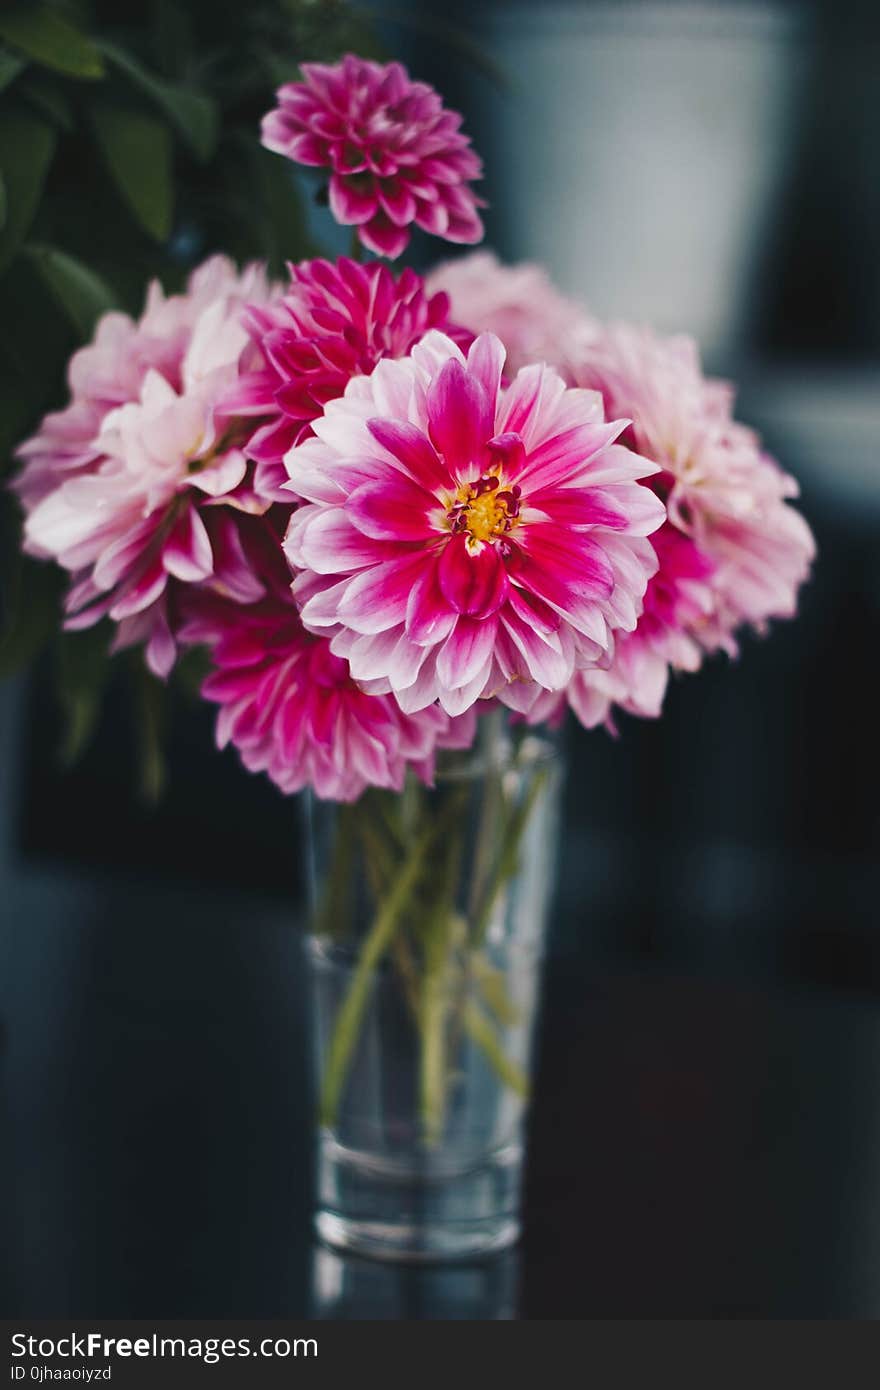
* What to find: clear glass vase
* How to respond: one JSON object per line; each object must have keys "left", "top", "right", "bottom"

{"left": 304, "top": 714, "right": 561, "bottom": 1263}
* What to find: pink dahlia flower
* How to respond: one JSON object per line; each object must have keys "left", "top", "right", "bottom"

{"left": 260, "top": 54, "right": 485, "bottom": 259}
{"left": 559, "top": 321, "right": 816, "bottom": 726}
{"left": 14, "top": 257, "right": 262, "bottom": 513}
{"left": 283, "top": 331, "right": 665, "bottom": 717}
{"left": 221, "top": 256, "right": 467, "bottom": 502}
{"left": 15, "top": 258, "right": 274, "bottom": 677}
{"left": 179, "top": 535, "right": 476, "bottom": 802}
{"left": 426, "top": 251, "right": 587, "bottom": 377}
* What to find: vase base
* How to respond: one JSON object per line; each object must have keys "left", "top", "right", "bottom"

{"left": 316, "top": 1134, "right": 524, "bottom": 1264}
{"left": 315, "top": 1210, "right": 520, "bottom": 1265}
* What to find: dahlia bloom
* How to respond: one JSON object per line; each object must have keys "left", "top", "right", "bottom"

{"left": 426, "top": 251, "right": 587, "bottom": 377}
{"left": 15, "top": 258, "right": 274, "bottom": 677}
{"left": 283, "top": 331, "right": 665, "bottom": 717}
{"left": 261, "top": 55, "right": 484, "bottom": 259}
{"left": 221, "top": 256, "right": 467, "bottom": 502}
{"left": 179, "top": 536, "right": 476, "bottom": 802}
{"left": 14, "top": 257, "right": 261, "bottom": 513}
{"left": 559, "top": 321, "right": 816, "bottom": 726}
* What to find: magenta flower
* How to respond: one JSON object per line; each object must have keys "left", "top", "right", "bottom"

{"left": 261, "top": 55, "right": 485, "bottom": 259}
{"left": 283, "top": 331, "right": 665, "bottom": 717}
{"left": 14, "top": 258, "right": 275, "bottom": 677}
{"left": 221, "top": 256, "right": 466, "bottom": 502}
{"left": 179, "top": 536, "right": 476, "bottom": 802}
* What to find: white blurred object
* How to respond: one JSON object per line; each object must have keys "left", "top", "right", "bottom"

{"left": 474, "top": 1, "right": 810, "bottom": 365}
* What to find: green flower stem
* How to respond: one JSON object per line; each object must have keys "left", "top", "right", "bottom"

{"left": 473, "top": 954, "right": 521, "bottom": 1027}
{"left": 313, "top": 802, "right": 356, "bottom": 939}
{"left": 391, "top": 931, "right": 421, "bottom": 1020}
{"left": 318, "top": 791, "right": 464, "bottom": 1129}
{"left": 316, "top": 746, "right": 550, "bottom": 1141}
{"left": 465, "top": 713, "right": 505, "bottom": 924}
{"left": 445, "top": 763, "right": 549, "bottom": 1071}
{"left": 417, "top": 808, "right": 467, "bottom": 1145}
{"left": 318, "top": 820, "right": 435, "bottom": 1128}
{"left": 463, "top": 1001, "right": 529, "bottom": 1099}
{"left": 355, "top": 806, "right": 405, "bottom": 897}
{"left": 419, "top": 951, "right": 449, "bottom": 1147}
{"left": 471, "top": 764, "right": 549, "bottom": 948}
{"left": 418, "top": 909, "right": 460, "bottom": 1147}
{"left": 352, "top": 805, "right": 422, "bottom": 1019}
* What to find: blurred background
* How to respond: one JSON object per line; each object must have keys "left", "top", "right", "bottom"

{"left": 2, "top": 0, "right": 879, "bottom": 1318}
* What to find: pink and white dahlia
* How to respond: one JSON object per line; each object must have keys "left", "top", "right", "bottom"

{"left": 261, "top": 54, "right": 484, "bottom": 259}
{"left": 221, "top": 256, "right": 467, "bottom": 502}
{"left": 14, "top": 258, "right": 274, "bottom": 677}
{"left": 559, "top": 321, "right": 816, "bottom": 726}
{"left": 283, "top": 331, "right": 665, "bottom": 717}
{"left": 426, "top": 251, "right": 587, "bottom": 378}
{"left": 179, "top": 537, "right": 476, "bottom": 802}
{"left": 14, "top": 257, "right": 263, "bottom": 512}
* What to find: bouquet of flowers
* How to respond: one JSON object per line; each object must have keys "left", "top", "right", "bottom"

{"left": 11, "top": 51, "right": 815, "bottom": 1259}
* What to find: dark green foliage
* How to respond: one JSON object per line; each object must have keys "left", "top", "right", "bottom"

{"left": 0, "top": 0, "right": 377, "bottom": 777}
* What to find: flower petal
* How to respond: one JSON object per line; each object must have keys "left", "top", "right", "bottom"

{"left": 347, "top": 477, "right": 438, "bottom": 542}
{"left": 437, "top": 534, "right": 509, "bottom": 617}
{"left": 436, "top": 615, "right": 498, "bottom": 689}
{"left": 366, "top": 418, "right": 448, "bottom": 492}
{"left": 336, "top": 552, "right": 430, "bottom": 634}
{"left": 162, "top": 505, "right": 214, "bottom": 582}
{"left": 296, "top": 508, "right": 384, "bottom": 574}
{"left": 328, "top": 172, "right": 377, "bottom": 226}
{"left": 427, "top": 357, "right": 491, "bottom": 473}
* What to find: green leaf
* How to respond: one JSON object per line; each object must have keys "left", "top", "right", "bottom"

{"left": 0, "top": 47, "right": 26, "bottom": 92}
{"left": 98, "top": 40, "right": 219, "bottom": 162}
{"left": 0, "top": 108, "right": 57, "bottom": 271}
{"left": 19, "top": 74, "right": 74, "bottom": 130}
{"left": 25, "top": 244, "right": 118, "bottom": 338}
{"left": 463, "top": 1003, "right": 529, "bottom": 1099}
{"left": 90, "top": 104, "right": 173, "bottom": 242}
{"left": 0, "top": 5, "right": 104, "bottom": 80}
{"left": 0, "top": 253, "right": 78, "bottom": 466}
{"left": 57, "top": 625, "right": 110, "bottom": 765}
{"left": 0, "top": 171, "right": 6, "bottom": 231}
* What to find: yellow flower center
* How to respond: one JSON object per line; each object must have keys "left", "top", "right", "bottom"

{"left": 447, "top": 473, "right": 521, "bottom": 552}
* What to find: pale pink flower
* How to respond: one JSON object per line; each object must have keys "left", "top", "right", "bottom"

{"left": 179, "top": 533, "right": 476, "bottom": 802}
{"left": 283, "top": 331, "right": 665, "bottom": 717}
{"left": 426, "top": 251, "right": 586, "bottom": 377}
{"left": 14, "top": 257, "right": 260, "bottom": 512}
{"left": 15, "top": 258, "right": 274, "bottom": 677}
{"left": 261, "top": 54, "right": 484, "bottom": 259}
{"left": 560, "top": 321, "right": 816, "bottom": 726}
{"left": 221, "top": 256, "right": 468, "bottom": 502}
